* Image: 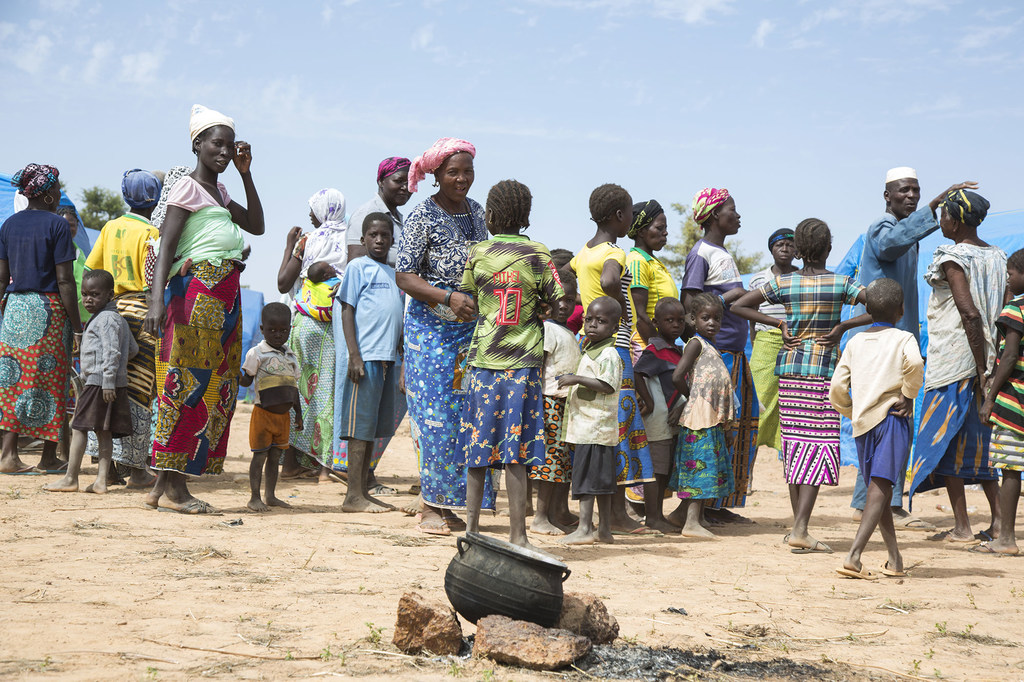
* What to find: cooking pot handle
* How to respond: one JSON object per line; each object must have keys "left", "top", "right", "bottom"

{"left": 456, "top": 536, "right": 468, "bottom": 556}
{"left": 561, "top": 567, "right": 571, "bottom": 582}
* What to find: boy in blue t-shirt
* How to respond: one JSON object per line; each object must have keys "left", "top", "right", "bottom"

{"left": 337, "top": 212, "right": 404, "bottom": 514}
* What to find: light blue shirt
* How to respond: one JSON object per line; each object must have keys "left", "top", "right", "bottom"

{"left": 850, "top": 206, "right": 938, "bottom": 342}
{"left": 337, "top": 256, "right": 404, "bottom": 362}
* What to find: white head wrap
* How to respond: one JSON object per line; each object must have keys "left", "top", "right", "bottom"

{"left": 885, "top": 166, "right": 917, "bottom": 184}
{"left": 189, "top": 104, "right": 234, "bottom": 142}
{"left": 300, "top": 188, "right": 348, "bottom": 278}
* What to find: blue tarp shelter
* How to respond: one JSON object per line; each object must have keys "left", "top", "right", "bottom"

{"left": 0, "top": 172, "right": 98, "bottom": 253}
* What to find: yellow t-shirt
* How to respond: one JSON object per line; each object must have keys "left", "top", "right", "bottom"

{"left": 569, "top": 240, "right": 633, "bottom": 348}
{"left": 85, "top": 213, "right": 158, "bottom": 295}
{"left": 626, "top": 247, "right": 679, "bottom": 345}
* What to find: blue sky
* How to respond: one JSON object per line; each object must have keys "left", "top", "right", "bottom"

{"left": 2, "top": 0, "right": 1021, "bottom": 298}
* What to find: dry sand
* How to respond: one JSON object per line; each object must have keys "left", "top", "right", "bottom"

{"left": 1, "top": 404, "right": 1022, "bottom": 681}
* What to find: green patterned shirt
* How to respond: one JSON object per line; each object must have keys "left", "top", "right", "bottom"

{"left": 461, "top": 235, "right": 565, "bottom": 370}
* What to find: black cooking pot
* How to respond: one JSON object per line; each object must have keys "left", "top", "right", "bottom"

{"left": 444, "top": 532, "right": 571, "bottom": 627}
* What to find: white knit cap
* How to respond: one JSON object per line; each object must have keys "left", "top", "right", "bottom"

{"left": 189, "top": 104, "right": 234, "bottom": 142}
{"left": 885, "top": 166, "right": 917, "bottom": 184}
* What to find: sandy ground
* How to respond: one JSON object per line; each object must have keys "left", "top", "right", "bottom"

{"left": 1, "top": 404, "right": 1023, "bottom": 682}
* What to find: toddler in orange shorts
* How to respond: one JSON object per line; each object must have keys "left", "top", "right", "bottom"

{"left": 240, "top": 302, "right": 302, "bottom": 512}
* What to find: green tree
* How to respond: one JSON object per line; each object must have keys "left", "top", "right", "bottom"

{"left": 660, "top": 202, "right": 767, "bottom": 278}
{"left": 78, "top": 186, "right": 125, "bottom": 231}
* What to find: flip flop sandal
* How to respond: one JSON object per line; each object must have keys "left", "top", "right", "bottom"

{"left": 415, "top": 519, "right": 451, "bottom": 536}
{"left": 975, "top": 530, "right": 994, "bottom": 542}
{"left": 326, "top": 471, "right": 348, "bottom": 484}
{"left": 368, "top": 484, "right": 399, "bottom": 496}
{"left": 444, "top": 517, "right": 467, "bottom": 532}
{"left": 2, "top": 465, "right": 42, "bottom": 475}
{"left": 836, "top": 567, "right": 879, "bottom": 580}
{"left": 36, "top": 462, "right": 69, "bottom": 475}
{"left": 158, "top": 499, "right": 222, "bottom": 515}
{"left": 880, "top": 561, "right": 908, "bottom": 577}
{"left": 968, "top": 543, "right": 1020, "bottom": 556}
{"left": 895, "top": 516, "right": 935, "bottom": 531}
{"left": 927, "top": 529, "right": 978, "bottom": 544}
{"left": 791, "top": 540, "right": 834, "bottom": 554}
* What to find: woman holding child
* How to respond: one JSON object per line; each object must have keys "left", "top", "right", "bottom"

{"left": 143, "top": 104, "right": 264, "bottom": 514}
{"left": 909, "top": 189, "right": 1005, "bottom": 543}
{"left": 0, "top": 164, "right": 80, "bottom": 474}
{"left": 396, "top": 137, "right": 494, "bottom": 536}
{"left": 276, "top": 188, "right": 347, "bottom": 478}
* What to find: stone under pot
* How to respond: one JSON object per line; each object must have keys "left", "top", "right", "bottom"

{"left": 444, "top": 532, "right": 571, "bottom": 627}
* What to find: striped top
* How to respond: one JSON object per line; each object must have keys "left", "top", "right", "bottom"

{"left": 991, "top": 294, "right": 1024, "bottom": 436}
{"left": 759, "top": 272, "right": 863, "bottom": 378}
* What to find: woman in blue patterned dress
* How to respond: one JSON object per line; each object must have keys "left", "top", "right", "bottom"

{"left": 396, "top": 137, "right": 495, "bottom": 536}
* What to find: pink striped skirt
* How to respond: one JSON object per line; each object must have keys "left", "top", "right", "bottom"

{"left": 778, "top": 376, "right": 840, "bottom": 486}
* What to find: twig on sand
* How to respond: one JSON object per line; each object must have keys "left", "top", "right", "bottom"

{"left": 50, "top": 506, "right": 138, "bottom": 512}
{"left": 357, "top": 649, "right": 417, "bottom": 659}
{"left": 134, "top": 590, "right": 164, "bottom": 603}
{"left": 878, "top": 603, "right": 909, "bottom": 614}
{"left": 140, "top": 637, "right": 319, "bottom": 661}
{"left": 301, "top": 525, "right": 328, "bottom": 570}
{"left": 311, "top": 673, "right": 346, "bottom": 678}
{"left": 736, "top": 599, "right": 788, "bottom": 606}
{"left": 786, "top": 629, "right": 888, "bottom": 642}
{"left": 66, "top": 650, "right": 178, "bottom": 664}
{"left": 570, "top": 663, "right": 597, "bottom": 679}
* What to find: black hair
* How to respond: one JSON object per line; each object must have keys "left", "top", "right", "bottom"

{"left": 587, "top": 295, "right": 622, "bottom": 321}
{"left": 81, "top": 268, "right": 114, "bottom": 292}
{"left": 549, "top": 248, "right": 574, "bottom": 269}
{"left": 688, "top": 292, "right": 723, "bottom": 317}
{"left": 191, "top": 128, "right": 212, "bottom": 155}
{"left": 56, "top": 205, "right": 77, "bottom": 221}
{"left": 486, "top": 179, "right": 532, "bottom": 233}
{"left": 794, "top": 218, "right": 831, "bottom": 263}
{"left": 306, "top": 261, "right": 335, "bottom": 283}
{"left": 654, "top": 296, "right": 685, "bottom": 319}
{"left": 362, "top": 211, "right": 394, "bottom": 236}
{"left": 589, "top": 183, "right": 631, "bottom": 224}
{"left": 262, "top": 301, "right": 291, "bottom": 324}
{"left": 558, "top": 271, "right": 578, "bottom": 299}
{"left": 1007, "top": 248, "right": 1024, "bottom": 273}
{"left": 865, "top": 278, "right": 904, "bottom": 320}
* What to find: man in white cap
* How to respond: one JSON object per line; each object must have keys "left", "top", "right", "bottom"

{"left": 847, "top": 168, "right": 977, "bottom": 527}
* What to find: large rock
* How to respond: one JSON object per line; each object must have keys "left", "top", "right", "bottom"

{"left": 557, "top": 592, "right": 619, "bottom": 644}
{"left": 474, "top": 615, "right": 592, "bottom": 671}
{"left": 393, "top": 591, "right": 463, "bottom": 655}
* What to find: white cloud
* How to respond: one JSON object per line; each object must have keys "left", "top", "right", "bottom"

{"left": 11, "top": 34, "right": 54, "bottom": 74}
{"left": 83, "top": 40, "right": 113, "bottom": 83}
{"left": 957, "top": 25, "right": 1015, "bottom": 51}
{"left": 39, "top": 0, "right": 80, "bottom": 11}
{"left": 120, "top": 51, "right": 162, "bottom": 85}
{"left": 752, "top": 18, "right": 775, "bottom": 48}
{"left": 524, "top": 0, "right": 732, "bottom": 24}
{"left": 322, "top": 3, "right": 334, "bottom": 23}
{"left": 411, "top": 22, "right": 435, "bottom": 51}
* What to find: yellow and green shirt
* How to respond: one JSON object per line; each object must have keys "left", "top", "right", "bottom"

{"left": 626, "top": 247, "right": 678, "bottom": 345}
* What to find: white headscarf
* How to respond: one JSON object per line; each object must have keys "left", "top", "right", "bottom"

{"left": 300, "top": 188, "right": 348, "bottom": 278}
{"left": 189, "top": 104, "right": 234, "bottom": 142}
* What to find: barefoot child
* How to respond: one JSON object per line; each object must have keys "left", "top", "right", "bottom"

{"left": 977, "top": 248, "right": 1024, "bottom": 556}
{"left": 337, "top": 213, "right": 404, "bottom": 513}
{"left": 830, "top": 279, "right": 924, "bottom": 578}
{"left": 634, "top": 297, "right": 689, "bottom": 534}
{"left": 43, "top": 270, "right": 137, "bottom": 494}
{"left": 460, "top": 180, "right": 564, "bottom": 546}
{"left": 559, "top": 296, "right": 623, "bottom": 545}
{"left": 530, "top": 275, "right": 582, "bottom": 536}
{"left": 239, "top": 302, "right": 302, "bottom": 511}
{"left": 669, "top": 294, "right": 736, "bottom": 538}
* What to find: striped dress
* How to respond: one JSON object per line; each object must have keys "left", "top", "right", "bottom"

{"left": 990, "top": 294, "right": 1024, "bottom": 471}
{"left": 758, "top": 272, "right": 863, "bottom": 486}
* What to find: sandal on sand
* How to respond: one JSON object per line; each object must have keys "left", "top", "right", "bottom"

{"left": 444, "top": 516, "right": 467, "bottom": 532}
{"left": 368, "top": 484, "right": 399, "bottom": 496}
{"left": 927, "top": 529, "right": 978, "bottom": 544}
{"left": 836, "top": 567, "right": 879, "bottom": 580}
{"left": 894, "top": 516, "right": 935, "bottom": 531}
{"left": 36, "top": 462, "right": 69, "bottom": 475}
{"left": 969, "top": 543, "right": 1020, "bottom": 556}
{"left": 416, "top": 518, "right": 451, "bottom": 536}
{"left": 158, "top": 499, "right": 221, "bottom": 515}
{"left": 1, "top": 465, "right": 42, "bottom": 475}
{"left": 975, "top": 529, "right": 994, "bottom": 542}
{"left": 280, "top": 468, "right": 317, "bottom": 480}
{"left": 325, "top": 471, "right": 348, "bottom": 484}
{"left": 791, "top": 540, "right": 833, "bottom": 554}
{"left": 880, "top": 561, "right": 908, "bottom": 577}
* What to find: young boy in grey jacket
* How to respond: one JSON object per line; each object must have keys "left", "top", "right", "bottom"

{"left": 44, "top": 269, "right": 137, "bottom": 494}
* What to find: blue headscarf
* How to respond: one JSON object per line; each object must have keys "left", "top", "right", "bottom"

{"left": 121, "top": 169, "right": 162, "bottom": 209}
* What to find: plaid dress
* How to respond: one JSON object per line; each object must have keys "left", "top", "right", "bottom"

{"left": 759, "top": 273, "right": 863, "bottom": 486}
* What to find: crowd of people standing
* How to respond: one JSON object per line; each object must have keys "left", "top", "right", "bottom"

{"left": 2, "top": 105, "right": 1022, "bottom": 569}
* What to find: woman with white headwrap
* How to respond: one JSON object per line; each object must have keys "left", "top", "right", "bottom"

{"left": 276, "top": 189, "right": 347, "bottom": 479}
{"left": 142, "top": 104, "right": 264, "bottom": 514}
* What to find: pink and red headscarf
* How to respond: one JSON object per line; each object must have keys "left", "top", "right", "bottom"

{"left": 407, "top": 137, "right": 476, "bottom": 193}
{"left": 377, "top": 157, "right": 411, "bottom": 184}
{"left": 691, "top": 187, "right": 730, "bottom": 225}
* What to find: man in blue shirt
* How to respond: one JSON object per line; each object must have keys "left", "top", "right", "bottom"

{"left": 848, "top": 167, "right": 977, "bottom": 527}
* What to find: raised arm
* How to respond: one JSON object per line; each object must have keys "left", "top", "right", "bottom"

{"left": 277, "top": 227, "right": 303, "bottom": 294}
{"left": 226, "top": 142, "right": 265, "bottom": 236}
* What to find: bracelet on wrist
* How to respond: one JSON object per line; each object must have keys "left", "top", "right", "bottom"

{"left": 444, "top": 290, "right": 454, "bottom": 307}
